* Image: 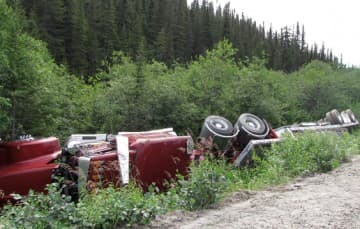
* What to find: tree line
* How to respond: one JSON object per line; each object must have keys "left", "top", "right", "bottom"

{"left": 1, "top": 0, "right": 357, "bottom": 141}
{"left": 8, "top": 0, "right": 340, "bottom": 78}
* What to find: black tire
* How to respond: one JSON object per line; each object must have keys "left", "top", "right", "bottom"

{"left": 203, "top": 115, "right": 234, "bottom": 136}
{"left": 326, "top": 109, "right": 343, "bottom": 125}
{"left": 345, "top": 109, "right": 358, "bottom": 123}
{"left": 329, "top": 109, "right": 343, "bottom": 124}
{"left": 236, "top": 113, "right": 269, "bottom": 138}
{"left": 325, "top": 112, "right": 332, "bottom": 123}
{"left": 340, "top": 111, "right": 351, "bottom": 124}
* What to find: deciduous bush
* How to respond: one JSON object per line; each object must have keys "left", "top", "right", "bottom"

{"left": 0, "top": 183, "right": 78, "bottom": 228}
{"left": 241, "top": 131, "right": 359, "bottom": 189}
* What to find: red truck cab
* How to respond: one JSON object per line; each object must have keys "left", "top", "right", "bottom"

{"left": 0, "top": 137, "right": 61, "bottom": 205}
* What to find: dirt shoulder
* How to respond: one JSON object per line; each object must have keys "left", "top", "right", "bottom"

{"left": 147, "top": 155, "right": 360, "bottom": 228}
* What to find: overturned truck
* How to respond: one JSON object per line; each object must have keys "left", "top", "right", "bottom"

{"left": 0, "top": 109, "right": 358, "bottom": 204}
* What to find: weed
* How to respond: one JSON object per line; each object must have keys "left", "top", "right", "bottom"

{"left": 0, "top": 183, "right": 78, "bottom": 228}
{"left": 76, "top": 183, "right": 164, "bottom": 228}
{"left": 173, "top": 159, "right": 229, "bottom": 210}
{"left": 241, "top": 131, "right": 359, "bottom": 189}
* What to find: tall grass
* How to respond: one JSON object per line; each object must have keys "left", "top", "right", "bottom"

{"left": 240, "top": 132, "right": 359, "bottom": 189}
{"left": 1, "top": 131, "right": 359, "bottom": 228}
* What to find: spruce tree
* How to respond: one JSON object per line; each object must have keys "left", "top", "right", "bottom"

{"left": 11, "top": 0, "right": 340, "bottom": 75}
{"left": 63, "top": 0, "right": 88, "bottom": 76}
{"left": 35, "top": 0, "right": 66, "bottom": 63}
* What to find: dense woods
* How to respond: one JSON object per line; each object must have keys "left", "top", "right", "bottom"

{"left": 0, "top": 0, "right": 358, "bottom": 141}
{"left": 9, "top": 0, "right": 340, "bottom": 77}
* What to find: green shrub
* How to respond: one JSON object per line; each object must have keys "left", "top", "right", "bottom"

{"left": 242, "top": 132, "right": 359, "bottom": 189}
{"left": 171, "top": 160, "right": 230, "bottom": 210}
{"left": 76, "top": 183, "right": 164, "bottom": 228}
{"left": 0, "top": 183, "right": 78, "bottom": 228}
{"left": 0, "top": 183, "right": 163, "bottom": 228}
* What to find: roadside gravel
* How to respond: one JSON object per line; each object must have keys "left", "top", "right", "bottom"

{"left": 147, "top": 155, "right": 360, "bottom": 228}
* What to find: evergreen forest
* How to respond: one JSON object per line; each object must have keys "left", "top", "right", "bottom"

{"left": 0, "top": 0, "right": 359, "bottom": 141}
{"left": 9, "top": 0, "right": 340, "bottom": 77}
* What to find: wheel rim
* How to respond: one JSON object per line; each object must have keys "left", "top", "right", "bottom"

{"left": 203, "top": 115, "right": 234, "bottom": 137}
{"left": 237, "top": 113, "right": 269, "bottom": 138}
{"left": 210, "top": 119, "right": 229, "bottom": 131}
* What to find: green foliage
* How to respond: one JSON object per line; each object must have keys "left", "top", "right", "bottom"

{"left": 241, "top": 132, "right": 359, "bottom": 189}
{"left": 287, "top": 61, "right": 359, "bottom": 121}
{"left": 1, "top": 0, "right": 359, "bottom": 141}
{"left": 0, "top": 183, "right": 78, "bottom": 228}
{"left": 158, "top": 158, "right": 247, "bottom": 211}
{"left": 0, "top": 0, "right": 98, "bottom": 140}
{"left": 0, "top": 93, "right": 10, "bottom": 135}
{"left": 0, "top": 183, "right": 164, "bottom": 228}
{"left": 174, "top": 160, "right": 229, "bottom": 210}
{"left": 93, "top": 42, "right": 359, "bottom": 135}
{"left": 11, "top": 0, "right": 339, "bottom": 76}
{"left": 76, "top": 184, "right": 163, "bottom": 227}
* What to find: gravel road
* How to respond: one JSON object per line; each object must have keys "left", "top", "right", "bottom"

{"left": 148, "top": 155, "right": 360, "bottom": 229}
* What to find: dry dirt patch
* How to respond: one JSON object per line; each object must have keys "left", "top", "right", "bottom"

{"left": 146, "top": 155, "right": 360, "bottom": 229}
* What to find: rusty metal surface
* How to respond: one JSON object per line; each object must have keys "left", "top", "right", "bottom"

{"left": 87, "top": 160, "right": 122, "bottom": 191}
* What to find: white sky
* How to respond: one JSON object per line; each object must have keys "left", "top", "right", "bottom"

{"left": 206, "top": 0, "right": 360, "bottom": 67}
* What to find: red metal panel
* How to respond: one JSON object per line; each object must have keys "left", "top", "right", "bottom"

{"left": 86, "top": 136, "right": 191, "bottom": 191}
{"left": 0, "top": 147, "right": 9, "bottom": 167}
{"left": 0, "top": 137, "right": 60, "bottom": 163}
{"left": 0, "top": 165, "right": 57, "bottom": 198}
{"left": 132, "top": 136, "right": 191, "bottom": 191}
{"left": 0, "top": 138, "right": 61, "bottom": 204}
